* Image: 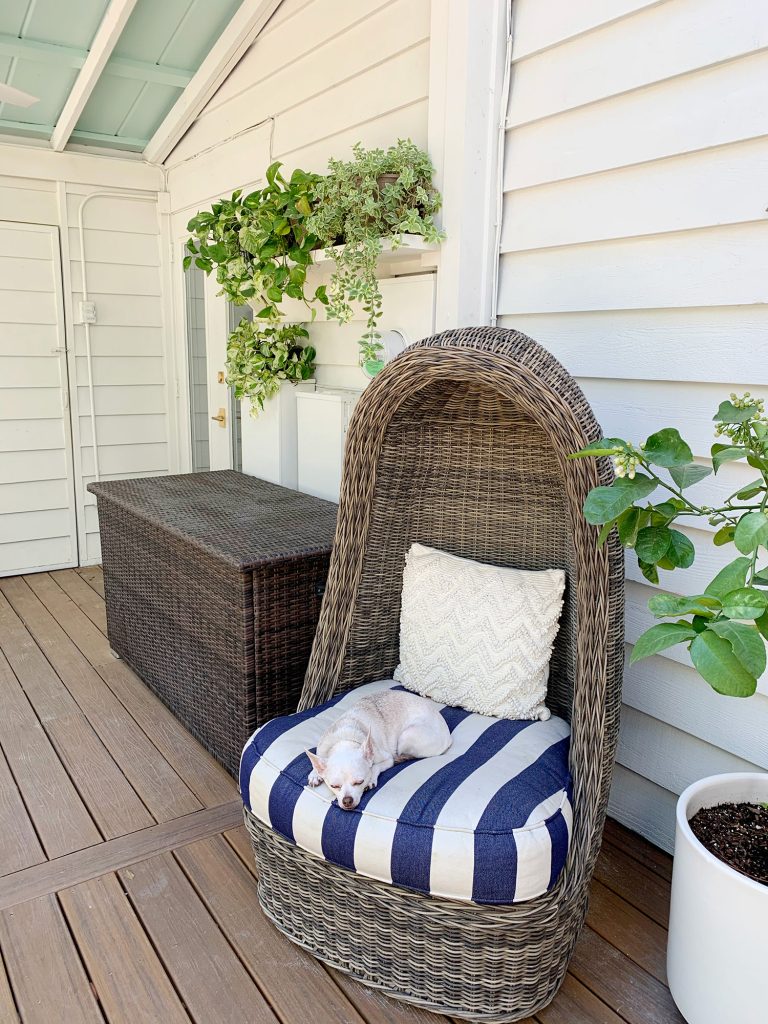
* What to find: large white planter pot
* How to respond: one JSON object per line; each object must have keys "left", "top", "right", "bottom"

{"left": 667, "top": 772, "right": 768, "bottom": 1024}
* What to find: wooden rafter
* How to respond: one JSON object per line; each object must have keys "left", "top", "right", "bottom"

{"left": 50, "top": 0, "right": 140, "bottom": 153}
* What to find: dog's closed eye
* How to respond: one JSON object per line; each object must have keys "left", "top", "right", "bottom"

{"left": 352, "top": 779, "right": 364, "bottom": 786}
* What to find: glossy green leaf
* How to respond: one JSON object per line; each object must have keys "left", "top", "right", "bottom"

{"left": 708, "top": 620, "right": 767, "bottom": 679}
{"left": 636, "top": 526, "right": 673, "bottom": 563}
{"left": 642, "top": 428, "right": 693, "bottom": 468}
{"left": 713, "top": 525, "right": 735, "bottom": 547}
{"left": 583, "top": 475, "right": 658, "bottom": 525}
{"left": 639, "top": 560, "right": 659, "bottom": 584}
{"left": 690, "top": 630, "right": 757, "bottom": 697}
{"left": 735, "top": 479, "right": 765, "bottom": 501}
{"left": 733, "top": 511, "right": 768, "bottom": 555}
{"left": 713, "top": 400, "right": 755, "bottom": 424}
{"left": 617, "top": 507, "right": 643, "bottom": 547}
{"left": 667, "top": 530, "right": 696, "bottom": 569}
{"left": 705, "top": 556, "right": 751, "bottom": 600}
{"left": 756, "top": 610, "right": 768, "bottom": 641}
{"left": 630, "top": 623, "right": 697, "bottom": 664}
{"left": 711, "top": 444, "right": 748, "bottom": 472}
{"left": 647, "top": 593, "right": 722, "bottom": 618}
{"left": 668, "top": 463, "right": 713, "bottom": 489}
{"left": 721, "top": 588, "right": 768, "bottom": 620}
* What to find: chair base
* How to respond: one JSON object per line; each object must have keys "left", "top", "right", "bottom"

{"left": 244, "top": 807, "right": 588, "bottom": 1023}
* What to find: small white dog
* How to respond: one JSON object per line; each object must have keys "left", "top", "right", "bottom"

{"left": 306, "top": 689, "right": 451, "bottom": 810}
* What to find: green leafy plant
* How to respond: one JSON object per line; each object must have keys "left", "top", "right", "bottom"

{"left": 572, "top": 392, "right": 768, "bottom": 698}
{"left": 307, "top": 139, "right": 444, "bottom": 368}
{"left": 184, "top": 163, "right": 327, "bottom": 317}
{"left": 226, "top": 320, "right": 315, "bottom": 411}
{"left": 184, "top": 163, "right": 326, "bottom": 414}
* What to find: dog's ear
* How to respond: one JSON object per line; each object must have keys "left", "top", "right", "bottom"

{"left": 361, "top": 731, "right": 375, "bottom": 763}
{"left": 306, "top": 750, "right": 326, "bottom": 775}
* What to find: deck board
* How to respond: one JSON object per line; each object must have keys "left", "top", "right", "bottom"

{"left": 0, "top": 648, "right": 100, "bottom": 860}
{"left": 0, "top": 589, "right": 153, "bottom": 839}
{"left": 0, "top": 894, "right": 104, "bottom": 1023}
{"left": 5, "top": 576, "right": 202, "bottom": 823}
{"left": 175, "top": 835, "right": 368, "bottom": 1024}
{"left": 0, "top": 566, "right": 685, "bottom": 1024}
{"left": 60, "top": 872, "right": 193, "bottom": 1024}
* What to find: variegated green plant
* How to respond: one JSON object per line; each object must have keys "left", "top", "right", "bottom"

{"left": 572, "top": 393, "right": 768, "bottom": 697}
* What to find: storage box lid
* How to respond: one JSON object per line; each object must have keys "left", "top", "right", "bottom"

{"left": 88, "top": 471, "right": 337, "bottom": 570}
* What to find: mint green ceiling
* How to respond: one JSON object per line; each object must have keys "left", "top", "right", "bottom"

{"left": 0, "top": 0, "right": 244, "bottom": 153}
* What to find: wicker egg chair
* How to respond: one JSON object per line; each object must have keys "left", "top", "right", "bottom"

{"left": 244, "top": 326, "right": 625, "bottom": 1022}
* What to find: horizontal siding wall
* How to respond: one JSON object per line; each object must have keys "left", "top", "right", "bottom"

{"left": 0, "top": 166, "right": 170, "bottom": 571}
{"left": 166, "top": 0, "right": 432, "bottom": 386}
{"left": 63, "top": 186, "right": 168, "bottom": 564}
{"left": 500, "top": 0, "right": 768, "bottom": 850}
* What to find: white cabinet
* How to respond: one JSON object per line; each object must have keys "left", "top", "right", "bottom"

{"left": 240, "top": 381, "right": 315, "bottom": 489}
{"left": 296, "top": 388, "right": 362, "bottom": 502}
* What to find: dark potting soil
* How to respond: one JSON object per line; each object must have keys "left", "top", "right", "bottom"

{"left": 689, "top": 802, "right": 768, "bottom": 886}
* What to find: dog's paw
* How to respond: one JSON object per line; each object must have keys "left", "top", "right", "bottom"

{"left": 307, "top": 769, "right": 323, "bottom": 787}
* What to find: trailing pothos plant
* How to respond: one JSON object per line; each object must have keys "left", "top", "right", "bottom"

{"left": 183, "top": 163, "right": 326, "bottom": 413}
{"left": 572, "top": 393, "right": 768, "bottom": 698}
{"left": 226, "top": 321, "right": 315, "bottom": 411}
{"left": 307, "top": 139, "right": 444, "bottom": 372}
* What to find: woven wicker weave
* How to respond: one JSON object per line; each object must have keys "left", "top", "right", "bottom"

{"left": 244, "top": 328, "right": 624, "bottom": 1021}
{"left": 90, "top": 471, "right": 337, "bottom": 776}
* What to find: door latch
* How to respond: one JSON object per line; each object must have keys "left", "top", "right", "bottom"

{"left": 211, "top": 408, "right": 226, "bottom": 427}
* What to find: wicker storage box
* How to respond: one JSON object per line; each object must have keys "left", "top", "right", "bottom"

{"left": 88, "top": 471, "right": 337, "bottom": 777}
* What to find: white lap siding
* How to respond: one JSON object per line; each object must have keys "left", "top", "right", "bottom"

{"left": 498, "top": 0, "right": 768, "bottom": 849}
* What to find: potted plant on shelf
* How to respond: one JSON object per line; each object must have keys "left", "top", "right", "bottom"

{"left": 184, "top": 163, "right": 326, "bottom": 415}
{"left": 184, "top": 141, "right": 444, "bottom": 412}
{"left": 307, "top": 139, "right": 444, "bottom": 377}
{"left": 572, "top": 393, "right": 768, "bottom": 1024}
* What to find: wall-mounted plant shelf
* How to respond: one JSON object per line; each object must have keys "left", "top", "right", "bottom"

{"left": 311, "top": 234, "right": 439, "bottom": 270}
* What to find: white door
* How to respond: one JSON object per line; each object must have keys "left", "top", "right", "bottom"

{"left": 182, "top": 259, "right": 246, "bottom": 472}
{"left": 0, "top": 221, "right": 78, "bottom": 575}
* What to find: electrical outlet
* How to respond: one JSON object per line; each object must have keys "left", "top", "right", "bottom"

{"left": 80, "top": 301, "right": 97, "bottom": 324}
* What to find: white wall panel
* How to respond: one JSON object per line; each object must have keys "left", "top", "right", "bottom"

{"left": 501, "top": 0, "right": 768, "bottom": 848}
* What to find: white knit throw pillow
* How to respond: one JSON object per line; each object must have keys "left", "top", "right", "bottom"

{"left": 393, "top": 544, "right": 566, "bottom": 721}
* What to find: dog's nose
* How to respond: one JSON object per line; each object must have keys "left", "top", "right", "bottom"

{"left": 341, "top": 796, "right": 354, "bottom": 809}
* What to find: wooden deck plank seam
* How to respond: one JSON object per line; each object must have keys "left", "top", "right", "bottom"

{"left": 105, "top": 871, "right": 207, "bottom": 1024}
{"left": 53, "top": 889, "right": 111, "bottom": 1024}
{"left": 0, "top": 585, "right": 161, "bottom": 836}
{"left": 0, "top": 802, "right": 243, "bottom": 912}
{"left": 17, "top": 573, "right": 202, "bottom": 822}
{"left": 169, "top": 846, "right": 301, "bottom": 1024}
{"left": 11, "top": 572, "right": 233, "bottom": 811}
{"left": 2, "top": 575, "right": 202, "bottom": 826}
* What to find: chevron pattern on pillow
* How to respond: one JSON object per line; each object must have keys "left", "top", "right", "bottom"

{"left": 394, "top": 544, "right": 566, "bottom": 721}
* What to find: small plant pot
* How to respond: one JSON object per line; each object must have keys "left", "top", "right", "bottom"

{"left": 376, "top": 172, "right": 399, "bottom": 190}
{"left": 667, "top": 772, "right": 768, "bottom": 1024}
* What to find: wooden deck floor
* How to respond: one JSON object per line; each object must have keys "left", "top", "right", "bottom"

{"left": 0, "top": 566, "right": 685, "bottom": 1024}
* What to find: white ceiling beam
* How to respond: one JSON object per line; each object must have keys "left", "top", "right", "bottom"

{"left": 143, "top": 0, "right": 283, "bottom": 165}
{"left": 0, "top": 32, "right": 193, "bottom": 88}
{"left": 50, "top": 0, "right": 140, "bottom": 153}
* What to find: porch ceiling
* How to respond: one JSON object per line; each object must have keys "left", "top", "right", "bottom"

{"left": 0, "top": 0, "right": 243, "bottom": 155}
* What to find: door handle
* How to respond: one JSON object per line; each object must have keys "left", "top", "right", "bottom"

{"left": 211, "top": 408, "right": 226, "bottom": 427}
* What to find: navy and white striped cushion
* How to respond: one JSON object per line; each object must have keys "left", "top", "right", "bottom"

{"left": 240, "top": 680, "right": 572, "bottom": 905}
